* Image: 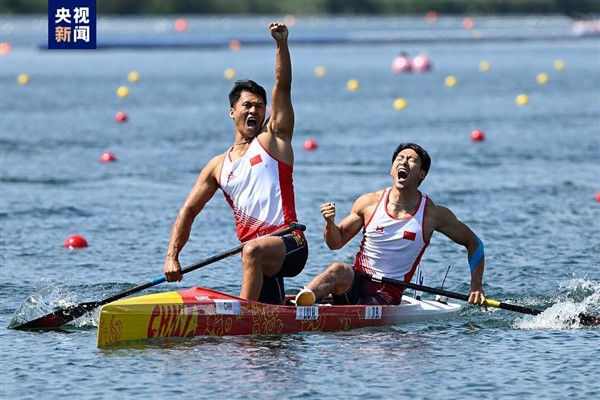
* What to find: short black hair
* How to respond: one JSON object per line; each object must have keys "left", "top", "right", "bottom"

{"left": 392, "top": 142, "right": 431, "bottom": 175}
{"left": 228, "top": 80, "right": 267, "bottom": 108}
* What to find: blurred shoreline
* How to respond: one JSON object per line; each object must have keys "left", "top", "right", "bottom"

{"left": 2, "top": 14, "right": 598, "bottom": 50}
{"left": 2, "top": 0, "right": 600, "bottom": 16}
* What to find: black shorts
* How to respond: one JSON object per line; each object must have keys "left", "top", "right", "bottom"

{"left": 331, "top": 270, "right": 402, "bottom": 305}
{"left": 258, "top": 232, "right": 308, "bottom": 304}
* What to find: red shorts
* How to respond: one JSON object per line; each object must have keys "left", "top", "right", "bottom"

{"left": 331, "top": 269, "right": 403, "bottom": 305}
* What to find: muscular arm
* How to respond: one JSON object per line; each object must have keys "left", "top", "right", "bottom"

{"left": 163, "top": 155, "right": 222, "bottom": 281}
{"left": 428, "top": 200, "right": 486, "bottom": 304}
{"left": 321, "top": 193, "right": 374, "bottom": 250}
{"left": 265, "top": 22, "right": 294, "bottom": 159}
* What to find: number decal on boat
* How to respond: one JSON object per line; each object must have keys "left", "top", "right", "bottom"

{"left": 214, "top": 300, "right": 241, "bottom": 315}
{"left": 296, "top": 306, "right": 319, "bottom": 320}
{"left": 365, "top": 306, "right": 382, "bottom": 320}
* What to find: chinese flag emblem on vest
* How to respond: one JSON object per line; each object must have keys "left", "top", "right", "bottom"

{"left": 403, "top": 231, "right": 416, "bottom": 241}
{"left": 250, "top": 154, "right": 263, "bottom": 166}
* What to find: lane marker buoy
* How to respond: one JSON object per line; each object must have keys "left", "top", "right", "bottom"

{"left": 64, "top": 235, "right": 88, "bottom": 249}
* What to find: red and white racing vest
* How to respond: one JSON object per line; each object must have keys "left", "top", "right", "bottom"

{"left": 354, "top": 188, "right": 429, "bottom": 282}
{"left": 219, "top": 138, "right": 298, "bottom": 242}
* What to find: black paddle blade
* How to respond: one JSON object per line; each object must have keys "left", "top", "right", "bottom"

{"left": 579, "top": 313, "right": 600, "bottom": 326}
{"left": 10, "top": 302, "right": 97, "bottom": 330}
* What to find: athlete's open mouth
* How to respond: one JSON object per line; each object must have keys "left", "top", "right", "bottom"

{"left": 247, "top": 117, "right": 257, "bottom": 128}
{"left": 398, "top": 169, "right": 409, "bottom": 180}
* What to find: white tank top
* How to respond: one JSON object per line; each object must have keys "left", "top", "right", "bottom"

{"left": 354, "top": 188, "right": 429, "bottom": 282}
{"left": 219, "top": 138, "right": 298, "bottom": 242}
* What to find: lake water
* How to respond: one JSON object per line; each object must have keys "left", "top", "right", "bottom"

{"left": 1, "top": 15, "right": 599, "bottom": 400}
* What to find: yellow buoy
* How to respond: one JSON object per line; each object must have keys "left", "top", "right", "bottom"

{"left": 536, "top": 73, "right": 548, "bottom": 85}
{"left": 516, "top": 94, "right": 529, "bottom": 106}
{"left": 445, "top": 75, "right": 457, "bottom": 87}
{"left": 393, "top": 98, "right": 408, "bottom": 110}
{"left": 17, "top": 73, "right": 29, "bottom": 85}
{"left": 346, "top": 79, "right": 360, "bottom": 91}
{"left": 553, "top": 59, "right": 565, "bottom": 71}
{"left": 128, "top": 71, "right": 140, "bottom": 83}
{"left": 116, "top": 86, "right": 130, "bottom": 98}
{"left": 224, "top": 68, "right": 236, "bottom": 80}
{"left": 479, "top": 61, "right": 490, "bottom": 72}
{"left": 314, "top": 66, "right": 326, "bottom": 77}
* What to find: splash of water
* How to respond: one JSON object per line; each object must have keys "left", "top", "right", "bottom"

{"left": 514, "top": 278, "right": 600, "bottom": 330}
{"left": 9, "top": 278, "right": 79, "bottom": 328}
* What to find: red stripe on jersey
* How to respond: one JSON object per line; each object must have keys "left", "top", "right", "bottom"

{"left": 277, "top": 159, "right": 297, "bottom": 226}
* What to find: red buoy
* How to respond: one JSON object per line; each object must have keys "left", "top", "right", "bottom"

{"left": 391, "top": 54, "right": 412, "bottom": 74}
{"left": 229, "top": 39, "right": 242, "bottom": 51}
{"left": 462, "top": 17, "right": 475, "bottom": 30}
{"left": 63, "top": 235, "right": 88, "bottom": 249}
{"left": 303, "top": 139, "right": 318, "bottom": 150}
{"left": 174, "top": 18, "right": 188, "bottom": 32}
{"left": 425, "top": 11, "right": 438, "bottom": 24}
{"left": 470, "top": 129, "right": 485, "bottom": 142}
{"left": 595, "top": 191, "right": 600, "bottom": 203}
{"left": 100, "top": 152, "right": 117, "bottom": 163}
{"left": 412, "top": 54, "right": 432, "bottom": 73}
{"left": 115, "top": 111, "right": 128, "bottom": 122}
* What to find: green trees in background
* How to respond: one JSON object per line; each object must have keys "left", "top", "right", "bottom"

{"left": 1, "top": 0, "right": 599, "bottom": 16}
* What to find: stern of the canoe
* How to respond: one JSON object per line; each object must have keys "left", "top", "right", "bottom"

{"left": 385, "top": 296, "right": 462, "bottom": 324}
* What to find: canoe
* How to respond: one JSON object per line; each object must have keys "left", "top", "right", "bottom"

{"left": 97, "top": 286, "right": 461, "bottom": 347}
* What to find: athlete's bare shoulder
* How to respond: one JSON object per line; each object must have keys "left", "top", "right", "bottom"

{"left": 352, "top": 189, "right": 384, "bottom": 215}
{"left": 199, "top": 151, "right": 227, "bottom": 182}
{"left": 424, "top": 196, "right": 459, "bottom": 232}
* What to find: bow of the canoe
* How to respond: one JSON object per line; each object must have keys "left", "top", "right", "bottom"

{"left": 97, "top": 287, "right": 242, "bottom": 347}
{"left": 97, "top": 287, "right": 462, "bottom": 348}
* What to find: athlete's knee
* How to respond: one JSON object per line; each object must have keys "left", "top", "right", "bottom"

{"left": 242, "top": 241, "right": 284, "bottom": 276}
{"left": 326, "top": 262, "right": 352, "bottom": 279}
{"left": 322, "top": 262, "right": 353, "bottom": 295}
{"left": 241, "top": 243, "right": 264, "bottom": 271}
{"left": 242, "top": 241, "right": 264, "bottom": 260}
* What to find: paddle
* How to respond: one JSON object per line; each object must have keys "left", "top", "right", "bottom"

{"left": 11, "top": 222, "right": 306, "bottom": 330}
{"left": 369, "top": 273, "right": 600, "bottom": 326}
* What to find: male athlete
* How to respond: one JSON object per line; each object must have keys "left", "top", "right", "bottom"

{"left": 296, "top": 143, "right": 485, "bottom": 306}
{"left": 164, "top": 22, "right": 307, "bottom": 304}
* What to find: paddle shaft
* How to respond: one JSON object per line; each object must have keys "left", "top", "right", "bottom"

{"left": 371, "top": 274, "right": 536, "bottom": 316}
{"left": 371, "top": 274, "right": 599, "bottom": 325}
{"left": 13, "top": 222, "right": 305, "bottom": 330}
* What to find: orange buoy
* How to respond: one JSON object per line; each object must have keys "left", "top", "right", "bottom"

{"left": 470, "top": 129, "right": 485, "bottom": 142}
{"left": 64, "top": 235, "right": 88, "bottom": 249}
{"left": 100, "top": 152, "right": 117, "bottom": 163}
